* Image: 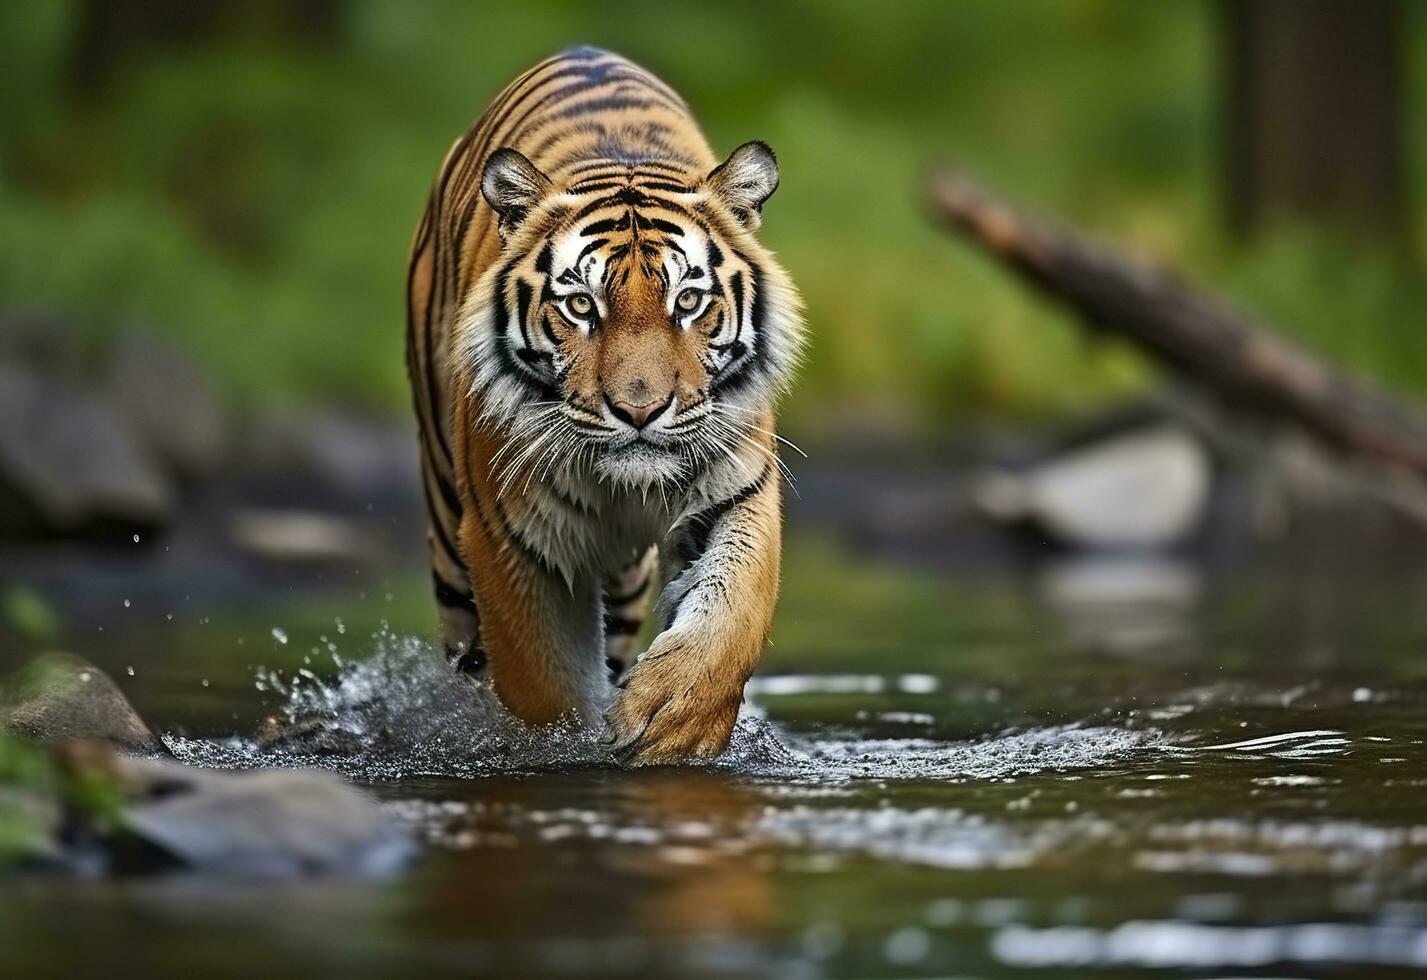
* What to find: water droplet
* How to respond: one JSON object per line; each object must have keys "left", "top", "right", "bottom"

{"left": 125, "top": 665, "right": 135, "bottom": 676}
{"left": 165, "top": 613, "right": 174, "bottom": 621}
{"left": 201, "top": 678, "right": 210, "bottom": 688}
{"left": 122, "top": 599, "right": 131, "bottom": 608}
{"left": 1353, "top": 687, "right": 1373, "bottom": 703}
{"left": 132, "top": 533, "right": 140, "bottom": 544}
{"left": 271, "top": 627, "right": 288, "bottom": 645}
{"left": 335, "top": 617, "right": 346, "bottom": 635}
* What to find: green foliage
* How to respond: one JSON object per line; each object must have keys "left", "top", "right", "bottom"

{"left": 0, "top": 735, "right": 60, "bottom": 865}
{"left": 0, "top": 585, "right": 58, "bottom": 643}
{"left": 0, "top": 1, "right": 1424, "bottom": 425}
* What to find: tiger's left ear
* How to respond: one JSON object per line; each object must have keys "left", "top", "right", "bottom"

{"left": 706, "top": 141, "right": 779, "bottom": 231}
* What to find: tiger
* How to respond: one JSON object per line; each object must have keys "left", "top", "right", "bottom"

{"left": 405, "top": 46, "right": 803, "bottom": 765}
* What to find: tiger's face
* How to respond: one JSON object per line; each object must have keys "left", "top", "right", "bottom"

{"left": 458, "top": 143, "right": 802, "bottom": 491}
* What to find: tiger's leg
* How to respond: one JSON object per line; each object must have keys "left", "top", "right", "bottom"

{"left": 419, "top": 451, "right": 484, "bottom": 675}
{"left": 434, "top": 572, "right": 482, "bottom": 674}
{"left": 602, "top": 547, "right": 659, "bottom": 683}
{"left": 457, "top": 502, "right": 607, "bottom": 726}
{"left": 604, "top": 465, "right": 781, "bottom": 765}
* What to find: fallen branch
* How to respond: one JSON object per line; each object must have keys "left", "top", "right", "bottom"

{"left": 928, "top": 171, "right": 1427, "bottom": 483}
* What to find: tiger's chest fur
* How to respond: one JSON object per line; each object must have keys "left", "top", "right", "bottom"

{"left": 503, "top": 449, "right": 770, "bottom": 586}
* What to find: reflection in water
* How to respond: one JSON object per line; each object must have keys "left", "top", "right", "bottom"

{"left": 8, "top": 541, "right": 1427, "bottom": 978}
{"left": 1036, "top": 555, "right": 1202, "bottom": 659}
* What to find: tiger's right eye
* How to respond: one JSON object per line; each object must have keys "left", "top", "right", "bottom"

{"left": 567, "top": 293, "right": 594, "bottom": 318}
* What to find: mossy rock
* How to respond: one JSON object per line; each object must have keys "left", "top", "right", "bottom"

{"left": 0, "top": 653, "right": 167, "bottom": 756}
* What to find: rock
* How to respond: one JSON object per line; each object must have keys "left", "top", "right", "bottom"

{"left": 228, "top": 508, "right": 379, "bottom": 565}
{"left": 238, "top": 407, "right": 419, "bottom": 506}
{"left": 0, "top": 311, "right": 85, "bottom": 377}
{"left": 116, "top": 756, "right": 414, "bottom": 877}
{"left": 0, "top": 653, "right": 168, "bottom": 756}
{"left": 976, "top": 425, "right": 1211, "bottom": 549}
{"left": 106, "top": 328, "right": 226, "bottom": 482}
{"left": 0, "top": 361, "right": 172, "bottom": 539}
{"left": 2, "top": 738, "right": 414, "bottom": 877}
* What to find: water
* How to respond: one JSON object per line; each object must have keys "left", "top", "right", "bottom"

{"left": 4, "top": 535, "right": 1427, "bottom": 978}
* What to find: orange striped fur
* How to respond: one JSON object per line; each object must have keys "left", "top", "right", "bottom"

{"left": 406, "top": 48, "right": 802, "bottom": 764}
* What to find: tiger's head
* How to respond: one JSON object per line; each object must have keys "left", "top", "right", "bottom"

{"left": 458, "top": 142, "right": 803, "bottom": 491}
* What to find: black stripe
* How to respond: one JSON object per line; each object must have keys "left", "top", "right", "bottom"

{"left": 646, "top": 216, "right": 683, "bottom": 235}
{"left": 576, "top": 237, "right": 608, "bottom": 263}
{"left": 605, "top": 573, "right": 653, "bottom": 606}
{"left": 490, "top": 261, "right": 560, "bottom": 399}
{"left": 712, "top": 259, "right": 768, "bottom": 395}
{"left": 549, "top": 94, "right": 661, "bottom": 122}
{"left": 567, "top": 180, "right": 625, "bottom": 194}
{"left": 603, "top": 613, "right": 643, "bottom": 636}
{"left": 405, "top": 198, "right": 455, "bottom": 471}
{"left": 434, "top": 571, "right": 476, "bottom": 610}
{"left": 420, "top": 470, "right": 464, "bottom": 570}
{"left": 565, "top": 159, "right": 627, "bottom": 176}
{"left": 515, "top": 279, "right": 535, "bottom": 349}
{"left": 580, "top": 213, "right": 631, "bottom": 236}
{"left": 679, "top": 463, "right": 772, "bottom": 563}
{"left": 635, "top": 160, "right": 692, "bottom": 174}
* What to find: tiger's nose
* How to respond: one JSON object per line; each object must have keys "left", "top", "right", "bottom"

{"left": 606, "top": 392, "right": 673, "bottom": 429}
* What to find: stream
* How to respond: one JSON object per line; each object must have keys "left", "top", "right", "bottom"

{"left": 4, "top": 533, "right": 1427, "bottom": 978}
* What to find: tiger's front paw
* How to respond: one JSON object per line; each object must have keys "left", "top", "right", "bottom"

{"left": 601, "top": 636, "right": 743, "bottom": 766}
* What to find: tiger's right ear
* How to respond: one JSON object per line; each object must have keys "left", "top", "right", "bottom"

{"left": 481, "top": 148, "right": 553, "bottom": 236}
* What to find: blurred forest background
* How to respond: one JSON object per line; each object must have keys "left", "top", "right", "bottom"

{"left": 4, "top": 0, "right": 1425, "bottom": 442}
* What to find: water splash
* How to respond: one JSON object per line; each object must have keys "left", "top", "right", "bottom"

{"left": 165, "top": 628, "right": 1163, "bottom": 782}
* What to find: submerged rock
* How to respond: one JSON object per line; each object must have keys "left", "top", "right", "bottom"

{"left": 0, "top": 653, "right": 167, "bottom": 756}
{"left": 0, "top": 738, "right": 413, "bottom": 877}
{"left": 117, "top": 755, "right": 413, "bottom": 877}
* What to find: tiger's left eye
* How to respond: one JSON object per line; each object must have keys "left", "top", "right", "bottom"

{"left": 675, "top": 288, "right": 703, "bottom": 313}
